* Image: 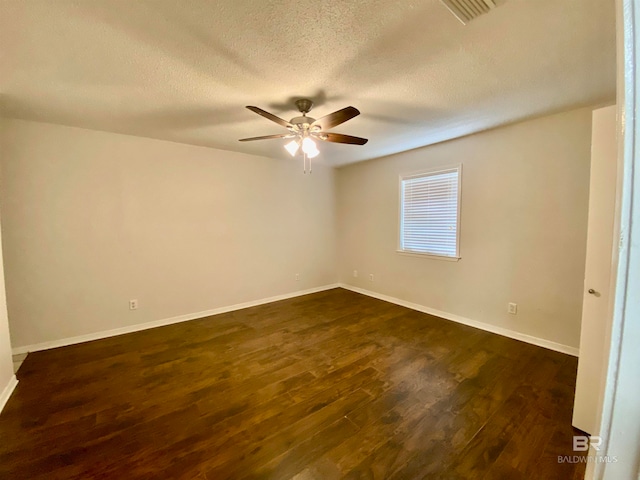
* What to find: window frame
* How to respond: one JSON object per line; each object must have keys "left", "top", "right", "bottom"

{"left": 397, "top": 164, "right": 462, "bottom": 261}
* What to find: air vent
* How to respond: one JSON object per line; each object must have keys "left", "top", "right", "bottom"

{"left": 440, "top": 0, "right": 497, "bottom": 25}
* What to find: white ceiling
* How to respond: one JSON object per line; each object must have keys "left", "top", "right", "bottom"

{"left": 0, "top": 0, "right": 616, "bottom": 167}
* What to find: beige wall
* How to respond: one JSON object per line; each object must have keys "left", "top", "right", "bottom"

{"left": 336, "top": 108, "right": 593, "bottom": 349}
{"left": 0, "top": 209, "right": 15, "bottom": 407}
{"left": 0, "top": 120, "right": 336, "bottom": 349}
{"left": 0, "top": 107, "right": 594, "bottom": 352}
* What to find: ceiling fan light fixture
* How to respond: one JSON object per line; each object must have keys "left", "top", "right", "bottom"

{"left": 284, "top": 140, "right": 300, "bottom": 156}
{"left": 306, "top": 146, "right": 320, "bottom": 159}
{"left": 302, "top": 137, "right": 318, "bottom": 155}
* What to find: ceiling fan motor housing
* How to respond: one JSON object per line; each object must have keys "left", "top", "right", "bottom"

{"left": 290, "top": 116, "right": 316, "bottom": 127}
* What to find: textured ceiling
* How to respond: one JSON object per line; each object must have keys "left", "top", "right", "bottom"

{"left": 0, "top": 0, "right": 616, "bottom": 167}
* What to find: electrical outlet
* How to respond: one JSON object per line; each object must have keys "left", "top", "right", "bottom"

{"left": 508, "top": 303, "right": 517, "bottom": 315}
{"left": 369, "top": 274, "right": 374, "bottom": 282}
{"left": 295, "top": 273, "right": 300, "bottom": 281}
{"left": 129, "top": 299, "right": 138, "bottom": 310}
{"left": 353, "top": 270, "right": 358, "bottom": 278}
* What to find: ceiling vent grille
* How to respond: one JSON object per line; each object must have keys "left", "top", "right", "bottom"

{"left": 440, "top": 0, "right": 497, "bottom": 25}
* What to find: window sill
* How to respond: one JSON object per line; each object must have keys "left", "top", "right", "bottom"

{"left": 396, "top": 250, "right": 461, "bottom": 262}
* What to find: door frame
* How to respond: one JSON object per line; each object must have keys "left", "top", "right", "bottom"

{"left": 589, "top": 1, "right": 640, "bottom": 478}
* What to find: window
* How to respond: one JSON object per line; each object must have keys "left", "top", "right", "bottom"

{"left": 399, "top": 166, "right": 461, "bottom": 259}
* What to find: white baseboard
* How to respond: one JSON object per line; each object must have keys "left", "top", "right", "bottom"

{"left": 0, "top": 375, "right": 18, "bottom": 415}
{"left": 12, "top": 282, "right": 579, "bottom": 357}
{"left": 12, "top": 284, "right": 340, "bottom": 355}
{"left": 339, "top": 283, "right": 580, "bottom": 357}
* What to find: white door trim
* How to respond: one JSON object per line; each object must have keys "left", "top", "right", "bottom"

{"left": 589, "top": 1, "right": 640, "bottom": 478}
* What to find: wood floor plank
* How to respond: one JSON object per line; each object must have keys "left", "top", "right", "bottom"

{"left": 0, "top": 288, "right": 585, "bottom": 479}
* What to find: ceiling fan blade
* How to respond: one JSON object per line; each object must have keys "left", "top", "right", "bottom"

{"left": 311, "top": 106, "right": 360, "bottom": 130}
{"left": 238, "top": 133, "right": 292, "bottom": 142}
{"left": 316, "top": 132, "right": 368, "bottom": 145}
{"left": 246, "top": 106, "right": 293, "bottom": 128}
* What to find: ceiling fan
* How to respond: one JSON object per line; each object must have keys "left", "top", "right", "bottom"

{"left": 239, "top": 99, "right": 368, "bottom": 172}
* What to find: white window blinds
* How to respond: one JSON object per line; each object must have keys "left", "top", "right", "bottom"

{"left": 399, "top": 167, "right": 461, "bottom": 258}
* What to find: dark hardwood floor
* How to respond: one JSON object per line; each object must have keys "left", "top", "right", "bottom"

{"left": 0, "top": 288, "right": 586, "bottom": 479}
